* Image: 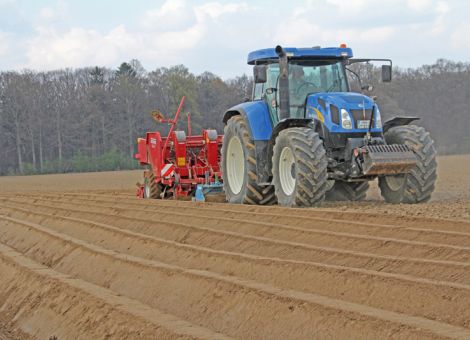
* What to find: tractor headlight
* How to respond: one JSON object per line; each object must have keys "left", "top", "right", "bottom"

{"left": 341, "top": 109, "right": 352, "bottom": 129}
{"left": 375, "top": 106, "right": 382, "bottom": 129}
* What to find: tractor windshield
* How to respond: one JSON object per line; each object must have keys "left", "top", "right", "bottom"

{"left": 260, "top": 60, "right": 349, "bottom": 122}
{"left": 288, "top": 60, "right": 348, "bottom": 117}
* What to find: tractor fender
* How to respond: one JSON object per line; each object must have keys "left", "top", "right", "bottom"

{"left": 223, "top": 101, "right": 272, "bottom": 141}
{"left": 383, "top": 116, "right": 420, "bottom": 133}
{"left": 223, "top": 101, "right": 273, "bottom": 185}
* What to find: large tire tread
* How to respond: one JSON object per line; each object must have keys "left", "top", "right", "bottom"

{"left": 379, "top": 125, "right": 437, "bottom": 204}
{"left": 272, "top": 128, "right": 328, "bottom": 207}
{"left": 222, "top": 115, "right": 276, "bottom": 205}
{"left": 144, "top": 170, "right": 163, "bottom": 199}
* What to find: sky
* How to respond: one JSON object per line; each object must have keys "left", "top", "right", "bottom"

{"left": 0, "top": 0, "right": 469, "bottom": 78}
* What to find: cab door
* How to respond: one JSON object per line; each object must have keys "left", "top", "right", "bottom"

{"left": 263, "top": 64, "right": 280, "bottom": 125}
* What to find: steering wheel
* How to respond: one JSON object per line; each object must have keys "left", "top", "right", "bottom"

{"left": 295, "top": 81, "right": 319, "bottom": 95}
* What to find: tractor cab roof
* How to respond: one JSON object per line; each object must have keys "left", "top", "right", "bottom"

{"left": 247, "top": 46, "right": 353, "bottom": 65}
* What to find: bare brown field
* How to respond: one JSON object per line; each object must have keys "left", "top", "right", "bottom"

{"left": 0, "top": 154, "right": 469, "bottom": 339}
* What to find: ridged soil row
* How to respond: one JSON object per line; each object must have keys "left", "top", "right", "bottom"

{"left": 3, "top": 197, "right": 470, "bottom": 263}
{"left": 0, "top": 215, "right": 468, "bottom": 340}
{"left": 0, "top": 243, "right": 223, "bottom": 340}
{"left": 15, "top": 194, "right": 470, "bottom": 246}
{"left": 50, "top": 191, "right": 470, "bottom": 232}
{"left": 3, "top": 204, "right": 470, "bottom": 284}
{"left": 3, "top": 201, "right": 470, "bottom": 287}
{"left": 1, "top": 204, "right": 470, "bottom": 330}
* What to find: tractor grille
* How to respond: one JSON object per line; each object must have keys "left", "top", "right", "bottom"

{"left": 350, "top": 109, "right": 373, "bottom": 121}
{"left": 330, "top": 105, "right": 340, "bottom": 125}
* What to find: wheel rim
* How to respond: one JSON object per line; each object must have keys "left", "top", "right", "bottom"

{"left": 279, "top": 146, "right": 296, "bottom": 196}
{"left": 144, "top": 178, "right": 151, "bottom": 198}
{"left": 226, "top": 136, "right": 245, "bottom": 195}
{"left": 384, "top": 175, "right": 406, "bottom": 191}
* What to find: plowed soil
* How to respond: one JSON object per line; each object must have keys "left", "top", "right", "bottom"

{"left": 0, "top": 154, "right": 469, "bottom": 339}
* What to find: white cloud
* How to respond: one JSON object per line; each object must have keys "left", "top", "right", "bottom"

{"left": 430, "top": 1, "right": 449, "bottom": 34}
{"left": 23, "top": 25, "right": 139, "bottom": 69}
{"left": 39, "top": 7, "right": 56, "bottom": 20}
{"left": 324, "top": 0, "right": 402, "bottom": 16}
{"left": 359, "top": 26, "right": 396, "bottom": 42}
{"left": 142, "top": 0, "right": 195, "bottom": 31}
{"left": 21, "top": 0, "right": 252, "bottom": 71}
{"left": 0, "top": 0, "right": 15, "bottom": 6}
{"left": 195, "top": 2, "right": 250, "bottom": 20}
{"left": 407, "top": 0, "right": 432, "bottom": 11}
{"left": 451, "top": 23, "right": 470, "bottom": 49}
{"left": 0, "top": 31, "right": 9, "bottom": 56}
{"left": 325, "top": 0, "right": 369, "bottom": 14}
{"left": 436, "top": 1, "right": 449, "bottom": 14}
{"left": 273, "top": 3, "right": 396, "bottom": 47}
{"left": 38, "top": 1, "right": 68, "bottom": 21}
{"left": 1, "top": 0, "right": 469, "bottom": 77}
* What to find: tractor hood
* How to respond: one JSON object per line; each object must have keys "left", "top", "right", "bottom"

{"left": 306, "top": 92, "right": 381, "bottom": 133}
{"left": 308, "top": 92, "right": 374, "bottom": 111}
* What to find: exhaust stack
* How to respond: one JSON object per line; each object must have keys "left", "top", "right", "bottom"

{"left": 275, "top": 45, "right": 290, "bottom": 121}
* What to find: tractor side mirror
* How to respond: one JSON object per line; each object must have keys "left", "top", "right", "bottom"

{"left": 382, "top": 65, "right": 392, "bottom": 83}
{"left": 253, "top": 65, "right": 267, "bottom": 83}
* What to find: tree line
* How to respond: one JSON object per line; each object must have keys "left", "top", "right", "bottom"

{"left": 0, "top": 58, "right": 469, "bottom": 176}
{"left": 0, "top": 60, "right": 250, "bottom": 175}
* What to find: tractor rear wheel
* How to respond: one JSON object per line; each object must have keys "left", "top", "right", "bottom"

{"left": 143, "top": 171, "right": 163, "bottom": 199}
{"left": 325, "top": 181, "right": 369, "bottom": 201}
{"left": 272, "top": 127, "right": 328, "bottom": 207}
{"left": 379, "top": 125, "right": 437, "bottom": 203}
{"left": 222, "top": 115, "right": 276, "bottom": 205}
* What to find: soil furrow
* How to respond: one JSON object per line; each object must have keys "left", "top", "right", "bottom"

{"left": 2, "top": 200, "right": 470, "bottom": 286}
{"left": 0, "top": 242, "right": 224, "bottom": 340}
{"left": 2, "top": 205, "right": 470, "bottom": 284}
{"left": 10, "top": 195, "right": 470, "bottom": 247}
{"left": 3, "top": 197, "right": 470, "bottom": 263}
{"left": 53, "top": 192, "right": 470, "bottom": 231}
{"left": 2, "top": 202, "right": 470, "bottom": 324}
{"left": 0, "top": 214, "right": 468, "bottom": 339}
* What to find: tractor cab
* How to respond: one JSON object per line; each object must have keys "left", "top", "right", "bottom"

{"left": 256, "top": 59, "right": 350, "bottom": 122}
{"left": 249, "top": 46, "right": 391, "bottom": 126}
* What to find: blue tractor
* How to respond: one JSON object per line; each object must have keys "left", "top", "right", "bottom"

{"left": 221, "top": 45, "right": 437, "bottom": 207}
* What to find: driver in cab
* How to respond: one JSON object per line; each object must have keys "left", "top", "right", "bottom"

{"left": 289, "top": 65, "right": 317, "bottom": 118}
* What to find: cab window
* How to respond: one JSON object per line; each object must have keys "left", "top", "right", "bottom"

{"left": 253, "top": 82, "right": 263, "bottom": 100}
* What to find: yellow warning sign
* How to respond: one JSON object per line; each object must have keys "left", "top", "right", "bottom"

{"left": 177, "top": 157, "right": 186, "bottom": 167}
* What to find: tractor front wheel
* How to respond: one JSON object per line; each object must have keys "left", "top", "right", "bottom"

{"left": 379, "top": 125, "right": 437, "bottom": 203}
{"left": 222, "top": 115, "right": 276, "bottom": 205}
{"left": 272, "top": 127, "right": 328, "bottom": 207}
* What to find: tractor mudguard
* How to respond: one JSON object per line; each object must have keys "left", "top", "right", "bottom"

{"left": 223, "top": 101, "right": 273, "bottom": 141}
{"left": 382, "top": 116, "right": 420, "bottom": 133}
{"left": 223, "top": 102, "right": 273, "bottom": 185}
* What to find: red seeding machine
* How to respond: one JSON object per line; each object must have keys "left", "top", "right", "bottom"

{"left": 135, "top": 96, "right": 223, "bottom": 201}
